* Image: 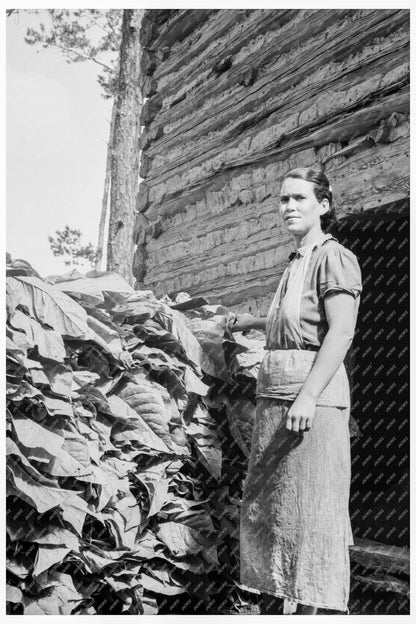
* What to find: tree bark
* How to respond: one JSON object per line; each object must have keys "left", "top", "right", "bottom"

{"left": 107, "top": 9, "right": 143, "bottom": 283}
{"left": 95, "top": 99, "right": 116, "bottom": 270}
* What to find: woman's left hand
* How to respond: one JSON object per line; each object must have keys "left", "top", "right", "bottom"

{"left": 286, "top": 393, "right": 317, "bottom": 433}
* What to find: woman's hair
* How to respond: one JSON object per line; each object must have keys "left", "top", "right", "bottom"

{"left": 282, "top": 166, "right": 337, "bottom": 231}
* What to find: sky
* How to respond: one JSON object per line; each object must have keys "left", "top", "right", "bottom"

{"left": 6, "top": 10, "right": 113, "bottom": 277}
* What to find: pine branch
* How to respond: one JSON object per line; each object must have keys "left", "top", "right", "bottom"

{"left": 36, "top": 39, "right": 113, "bottom": 70}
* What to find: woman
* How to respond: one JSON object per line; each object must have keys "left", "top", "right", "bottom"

{"left": 232, "top": 167, "right": 362, "bottom": 615}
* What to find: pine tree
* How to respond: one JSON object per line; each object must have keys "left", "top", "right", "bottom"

{"left": 20, "top": 9, "right": 143, "bottom": 279}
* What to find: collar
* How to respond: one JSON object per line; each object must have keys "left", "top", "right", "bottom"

{"left": 288, "top": 233, "right": 338, "bottom": 261}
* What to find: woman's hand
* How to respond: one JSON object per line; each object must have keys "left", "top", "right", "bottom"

{"left": 231, "top": 313, "right": 258, "bottom": 332}
{"left": 118, "top": 350, "right": 134, "bottom": 368}
{"left": 286, "top": 392, "right": 317, "bottom": 433}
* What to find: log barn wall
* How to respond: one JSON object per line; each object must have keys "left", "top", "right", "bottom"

{"left": 134, "top": 9, "right": 409, "bottom": 314}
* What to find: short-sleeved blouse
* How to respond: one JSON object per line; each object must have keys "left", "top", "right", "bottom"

{"left": 266, "top": 235, "right": 362, "bottom": 351}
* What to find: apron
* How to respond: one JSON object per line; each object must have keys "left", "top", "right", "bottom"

{"left": 256, "top": 233, "right": 350, "bottom": 409}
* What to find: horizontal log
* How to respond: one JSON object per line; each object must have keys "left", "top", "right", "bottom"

{"left": 141, "top": 136, "right": 409, "bottom": 280}
{"left": 143, "top": 249, "right": 290, "bottom": 302}
{"left": 286, "top": 90, "right": 409, "bottom": 161}
{"left": 148, "top": 9, "right": 406, "bottom": 140}
{"left": 136, "top": 9, "right": 409, "bottom": 315}
{"left": 146, "top": 84, "right": 409, "bottom": 218}
{"left": 132, "top": 212, "right": 149, "bottom": 245}
{"left": 132, "top": 245, "right": 147, "bottom": 283}
{"left": 350, "top": 536, "right": 409, "bottom": 575}
{"left": 140, "top": 50, "right": 157, "bottom": 76}
{"left": 352, "top": 573, "right": 409, "bottom": 597}
{"left": 140, "top": 10, "right": 181, "bottom": 48}
{"left": 145, "top": 38, "right": 409, "bottom": 183}
{"left": 138, "top": 124, "right": 163, "bottom": 151}
{"left": 145, "top": 265, "right": 291, "bottom": 315}
{"left": 140, "top": 14, "right": 159, "bottom": 47}
{"left": 332, "top": 136, "right": 409, "bottom": 217}
{"left": 147, "top": 9, "right": 217, "bottom": 51}
{"left": 139, "top": 152, "right": 152, "bottom": 179}
{"left": 145, "top": 216, "right": 284, "bottom": 275}
{"left": 155, "top": 9, "right": 295, "bottom": 86}
{"left": 140, "top": 26, "right": 408, "bottom": 189}
{"left": 151, "top": 9, "right": 175, "bottom": 26}
{"left": 141, "top": 75, "right": 158, "bottom": 98}
{"left": 138, "top": 90, "right": 407, "bottom": 224}
{"left": 143, "top": 64, "right": 409, "bottom": 218}
{"left": 138, "top": 137, "right": 408, "bottom": 304}
{"left": 156, "top": 46, "right": 170, "bottom": 62}
{"left": 136, "top": 182, "right": 150, "bottom": 213}
{"left": 140, "top": 98, "right": 163, "bottom": 127}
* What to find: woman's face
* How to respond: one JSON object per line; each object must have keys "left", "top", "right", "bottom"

{"left": 279, "top": 177, "right": 329, "bottom": 237}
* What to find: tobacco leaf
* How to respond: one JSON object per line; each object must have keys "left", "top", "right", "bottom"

{"left": 225, "top": 394, "right": 256, "bottom": 458}
{"left": 140, "top": 568, "right": 187, "bottom": 595}
{"left": 51, "top": 271, "right": 133, "bottom": 308}
{"left": 14, "top": 525, "right": 79, "bottom": 551}
{"left": 6, "top": 437, "right": 60, "bottom": 487}
{"left": 6, "top": 555, "right": 30, "bottom": 579}
{"left": 7, "top": 275, "right": 92, "bottom": 338}
{"left": 10, "top": 310, "right": 67, "bottom": 362}
{"left": 23, "top": 571, "right": 86, "bottom": 615}
{"left": 134, "top": 461, "right": 172, "bottom": 517}
{"left": 186, "top": 403, "right": 222, "bottom": 479}
{"left": 7, "top": 380, "right": 43, "bottom": 402}
{"left": 115, "top": 378, "right": 189, "bottom": 455}
{"left": 154, "top": 304, "right": 205, "bottom": 372}
{"left": 179, "top": 306, "right": 232, "bottom": 381}
{"left": 33, "top": 546, "right": 72, "bottom": 578}
{"left": 58, "top": 494, "right": 89, "bottom": 535}
{"left": 108, "top": 393, "right": 171, "bottom": 454}
{"left": 12, "top": 417, "right": 65, "bottom": 457}
{"left": 86, "top": 315, "right": 123, "bottom": 355}
{"left": 6, "top": 584, "right": 24, "bottom": 604}
{"left": 155, "top": 521, "right": 216, "bottom": 557}
{"left": 5, "top": 265, "right": 253, "bottom": 615}
{"left": 7, "top": 459, "right": 75, "bottom": 514}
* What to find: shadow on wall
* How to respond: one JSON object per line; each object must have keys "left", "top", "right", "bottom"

{"left": 333, "top": 210, "right": 409, "bottom": 548}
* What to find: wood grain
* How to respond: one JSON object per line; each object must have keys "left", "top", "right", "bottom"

{"left": 133, "top": 9, "right": 409, "bottom": 313}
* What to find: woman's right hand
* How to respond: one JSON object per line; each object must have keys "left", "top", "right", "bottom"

{"left": 231, "top": 313, "right": 258, "bottom": 332}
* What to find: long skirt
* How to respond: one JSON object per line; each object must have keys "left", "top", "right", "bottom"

{"left": 239, "top": 398, "right": 354, "bottom": 613}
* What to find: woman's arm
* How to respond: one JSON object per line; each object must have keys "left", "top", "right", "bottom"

{"left": 251, "top": 316, "right": 267, "bottom": 331}
{"left": 286, "top": 291, "right": 357, "bottom": 433}
{"left": 231, "top": 314, "right": 267, "bottom": 332}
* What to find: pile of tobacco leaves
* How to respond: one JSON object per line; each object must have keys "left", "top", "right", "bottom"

{"left": 6, "top": 258, "right": 265, "bottom": 615}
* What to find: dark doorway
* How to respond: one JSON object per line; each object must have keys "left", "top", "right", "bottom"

{"left": 333, "top": 213, "right": 409, "bottom": 548}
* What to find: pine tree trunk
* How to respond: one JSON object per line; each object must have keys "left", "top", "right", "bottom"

{"left": 107, "top": 9, "right": 143, "bottom": 283}
{"left": 95, "top": 99, "right": 116, "bottom": 271}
